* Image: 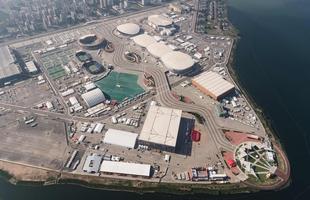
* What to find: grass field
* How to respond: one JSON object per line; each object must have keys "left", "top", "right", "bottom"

{"left": 96, "top": 72, "right": 144, "bottom": 102}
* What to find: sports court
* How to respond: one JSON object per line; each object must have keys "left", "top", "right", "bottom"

{"left": 95, "top": 72, "right": 144, "bottom": 102}
{"left": 39, "top": 49, "right": 74, "bottom": 79}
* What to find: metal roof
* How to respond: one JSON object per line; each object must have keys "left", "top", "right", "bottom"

{"left": 148, "top": 15, "right": 173, "bottom": 27}
{"left": 25, "top": 61, "right": 38, "bottom": 73}
{"left": 117, "top": 23, "right": 140, "bottom": 35}
{"left": 84, "top": 82, "right": 97, "bottom": 91}
{"left": 146, "top": 42, "right": 173, "bottom": 58}
{"left": 161, "top": 51, "right": 194, "bottom": 72}
{"left": 139, "top": 105, "right": 182, "bottom": 148}
{"left": 0, "top": 46, "right": 21, "bottom": 79}
{"left": 192, "top": 71, "right": 235, "bottom": 98}
{"left": 132, "top": 34, "right": 156, "bottom": 48}
{"left": 81, "top": 88, "right": 106, "bottom": 107}
{"left": 100, "top": 161, "right": 151, "bottom": 177}
{"left": 103, "top": 129, "right": 138, "bottom": 148}
{"left": 82, "top": 154, "right": 102, "bottom": 173}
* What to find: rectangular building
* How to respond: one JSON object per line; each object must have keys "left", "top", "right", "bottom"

{"left": 103, "top": 129, "right": 138, "bottom": 148}
{"left": 138, "top": 105, "right": 182, "bottom": 152}
{"left": 192, "top": 71, "right": 235, "bottom": 100}
{"left": 82, "top": 154, "right": 102, "bottom": 173}
{"left": 25, "top": 61, "right": 38, "bottom": 73}
{"left": 100, "top": 160, "right": 151, "bottom": 177}
{"left": 0, "top": 46, "right": 21, "bottom": 85}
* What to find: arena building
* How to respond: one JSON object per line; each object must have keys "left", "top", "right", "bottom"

{"left": 148, "top": 14, "right": 174, "bottom": 30}
{"left": 132, "top": 34, "right": 195, "bottom": 74}
{"left": 116, "top": 23, "right": 141, "bottom": 36}
{"left": 138, "top": 105, "right": 182, "bottom": 152}
{"left": 146, "top": 42, "right": 173, "bottom": 58}
{"left": 132, "top": 34, "right": 156, "bottom": 48}
{"left": 75, "top": 50, "right": 92, "bottom": 63}
{"left": 83, "top": 61, "right": 105, "bottom": 75}
{"left": 0, "top": 46, "right": 22, "bottom": 86}
{"left": 161, "top": 51, "right": 195, "bottom": 74}
{"left": 192, "top": 71, "right": 235, "bottom": 100}
{"left": 78, "top": 34, "right": 106, "bottom": 50}
{"left": 81, "top": 88, "right": 106, "bottom": 107}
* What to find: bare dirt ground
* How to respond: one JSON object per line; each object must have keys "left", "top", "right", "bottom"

{"left": 0, "top": 160, "right": 58, "bottom": 182}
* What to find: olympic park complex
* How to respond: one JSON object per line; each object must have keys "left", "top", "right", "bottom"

{"left": 115, "top": 21, "right": 196, "bottom": 74}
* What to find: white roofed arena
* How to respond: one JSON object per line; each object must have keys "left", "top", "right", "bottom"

{"left": 116, "top": 23, "right": 141, "bottom": 36}
{"left": 131, "top": 33, "right": 195, "bottom": 74}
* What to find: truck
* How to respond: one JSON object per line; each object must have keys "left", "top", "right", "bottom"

{"left": 76, "top": 135, "right": 86, "bottom": 144}
{"left": 111, "top": 116, "right": 117, "bottom": 124}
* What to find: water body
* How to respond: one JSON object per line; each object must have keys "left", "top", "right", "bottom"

{"left": 1, "top": 0, "right": 310, "bottom": 199}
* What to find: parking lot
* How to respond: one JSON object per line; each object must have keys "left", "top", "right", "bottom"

{"left": 0, "top": 111, "right": 68, "bottom": 170}
{"left": 0, "top": 78, "right": 55, "bottom": 107}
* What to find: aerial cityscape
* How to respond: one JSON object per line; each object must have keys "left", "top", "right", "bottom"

{"left": 0, "top": 0, "right": 294, "bottom": 198}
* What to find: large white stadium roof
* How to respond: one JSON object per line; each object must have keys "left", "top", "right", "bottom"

{"left": 148, "top": 15, "right": 173, "bottom": 27}
{"left": 139, "top": 105, "right": 182, "bottom": 148}
{"left": 146, "top": 42, "right": 173, "bottom": 58}
{"left": 117, "top": 23, "right": 140, "bottom": 35}
{"left": 132, "top": 34, "right": 156, "bottom": 48}
{"left": 103, "top": 129, "right": 138, "bottom": 148}
{"left": 0, "top": 46, "right": 21, "bottom": 79}
{"left": 81, "top": 88, "right": 106, "bottom": 107}
{"left": 100, "top": 161, "right": 151, "bottom": 177}
{"left": 161, "top": 51, "right": 195, "bottom": 72}
{"left": 193, "top": 71, "right": 235, "bottom": 98}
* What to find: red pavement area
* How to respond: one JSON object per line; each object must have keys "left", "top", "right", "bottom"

{"left": 225, "top": 131, "right": 260, "bottom": 146}
{"left": 223, "top": 151, "right": 240, "bottom": 175}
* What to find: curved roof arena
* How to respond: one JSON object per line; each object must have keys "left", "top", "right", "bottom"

{"left": 148, "top": 15, "right": 173, "bottom": 27}
{"left": 146, "top": 42, "right": 173, "bottom": 58}
{"left": 78, "top": 34, "right": 105, "bottom": 49}
{"left": 161, "top": 51, "right": 195, "bottom": 72}
{"left": 117, "top": 23, "right": 140, "bottom": 35}
{"left": 132, "top": 34, "right": 156, "bottom": 48}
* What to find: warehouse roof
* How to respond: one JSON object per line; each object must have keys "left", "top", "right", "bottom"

{"left": 100, "top": 161, "right": 151, "bottom": 177}
{"left": 139, "top": 105, "right": 182, "bottom": 148}
{"left": 117, "top": 23, "right": 140, "bottom": 35}
{"left": 148, "top": 15, "right": 173, "bottom": 27}
{"left": 132, "top": 34, "right": 156, "bottom": 48}
{"left": 82, "top": 154, "right": 102, "bottom": 173}
{"left": 0, "top": 46, "right": 21, "bottom": 79}
{"left": 25, "top": 61, "right": 38, "bottom": 73}
{"left": 161, "top": 51, "right": 194, "bottom": 72}
{"left": 81, "top": 88, "right": 106, "bottom": 107}
{"left": 192, "top": 71, "right": 235, "bottom": 98}
{"left": 146, "top": 42, "right": 173, "bottom": 58}
{"left": 103, "top": 129, "right": 138, "bottom": 148}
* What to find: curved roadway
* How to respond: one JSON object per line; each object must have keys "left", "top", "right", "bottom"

{"left": 100, "top": 23, "right": 235, "bottom": 152}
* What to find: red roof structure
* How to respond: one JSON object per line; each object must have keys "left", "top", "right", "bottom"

{"left": 191, "top": 130, "right": 201, "bottom": 142}
{"left": 227, "top": 159, "right": 236, "bottom": 168}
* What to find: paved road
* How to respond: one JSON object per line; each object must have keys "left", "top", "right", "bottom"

{"left": 0, "top": 5, "right": 235, "bottom": 153}
{"left": 0, "top": 5, "right": 166, "bottom": 47}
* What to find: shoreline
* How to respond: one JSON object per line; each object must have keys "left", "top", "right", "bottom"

{"left": 0, "top": 2, "right": 291, "bottom": 196}
{"left": 0, "top": 165, "right": 256, "bottom": 196}
{"left": 0, "top": 34, "right": 290, "bottom": 194}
